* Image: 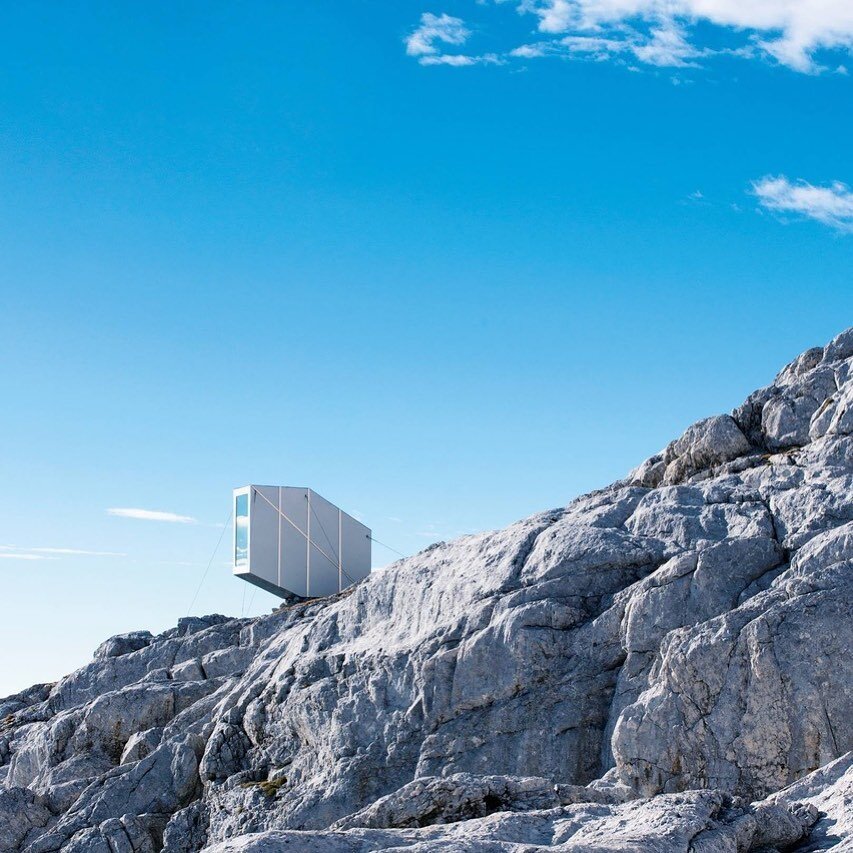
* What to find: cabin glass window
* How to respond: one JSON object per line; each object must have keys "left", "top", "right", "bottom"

{"left": 235, "top": 493, "right": 249, "bottom": 567}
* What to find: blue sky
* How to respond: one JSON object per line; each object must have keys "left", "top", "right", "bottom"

{"left": 1, "top": 1, "right": 852, "bottom": 696}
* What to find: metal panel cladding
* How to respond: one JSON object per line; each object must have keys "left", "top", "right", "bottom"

{"left": 232, "top": 485, "right": 371, "bottom": 600}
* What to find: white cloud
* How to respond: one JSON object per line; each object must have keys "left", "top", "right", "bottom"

{"left": 406, "top": 12, "right": 471, "bottom": 56}
{"left": 33, "top": 547, "right": 126, "bottom": 556}
{"left": 410, "top": 1, "right": 853, "bottom": 72}
{"left": 0, "top": 545, "right": 126, "bottom": 559}
{"left": 419, "top": 52, "right": 503, "bottom": 66}
{"left": 553, "top": 19, "right": 699, "bottom": 66}
{"left": 684, "top": 189, "right": 711, "bottom": 205}
{"left": 525, "top": 0, "right": 853, "bottom": 71}
{"left": 752, "top": 175, "right": 853, "bottom": 231}
{"left": 560, "top": 34, "right": 629, "bottom": 59}
{"left": 419, "top": 53, "right": 478, "bottom": 65}
{"left": 631, "top": 20, "right": 698, "bottom": 67}
{"left": 107, "top": 508, "right": 198, "bottom": 524}
{"left": 0, "top": 553, "right": 57, "bottom": 561}
{"left": 510, "top": 43, "right": 549, "bottom": 58}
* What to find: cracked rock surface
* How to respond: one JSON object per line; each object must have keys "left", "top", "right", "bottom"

{"left": 2, "top": 329, "right": 853, "bottom": 851}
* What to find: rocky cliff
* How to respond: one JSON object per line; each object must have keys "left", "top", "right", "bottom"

{"left": 3, "top": 329, "right": 853, "bottom": 853}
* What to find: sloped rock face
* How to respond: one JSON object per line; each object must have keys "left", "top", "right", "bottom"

{"left": 2, "top": 329, "right": 853, "bottom": 852}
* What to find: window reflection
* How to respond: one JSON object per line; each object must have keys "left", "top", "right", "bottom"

{"left": 235, "top": 493, "right": 248, "bottom": 567}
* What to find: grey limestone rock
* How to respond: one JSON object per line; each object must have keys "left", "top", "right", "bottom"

{"left": 3, "top": 329, "right": 853, "bottom": 851}
{"left": 94, "top": 632, "right": 154, "bottom": 660}
{"left": 333, "top": 774, "right": 568, "bottom": 830}
{"left": 767, "top": 751, "right": 853, "bottom": 850}
{"left": 662, "top": 415, "right": 753, "bottom": 485}
{"left": 0, "top": 786, "right": 53, "bottom": 852}
{"left": 120, "top": 727, "right": 164, "bottom": 764}
{"left": 200, "top": 789, "right": 818, "bottom": 852}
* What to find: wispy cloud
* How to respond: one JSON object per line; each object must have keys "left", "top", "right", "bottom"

{"left": 34, "top": 547, "right": 126, "bottom": 556}
{"left": 419, "top": 53, "right": 477, "bottom": 66}
{"left": 0, "top": 552, "right": 57, "bottom": 561}
{"left": 525, "top": 0, "right": 853, "bottom": 72}
{"left": 420, "top": 52, "right": 503, "bottom": 66}
{"left": 408, "top": 2, "right": 853, "bottom": 73}
{"left": 406, "top": 12, "right": 470, "bottom": 58}
{"left": 107, "top": 508, "right": 198, "bottom": 524}
{"left": 752, "top": 175, "right": 853, "bottom": 232}
{"left": 0, "top": 545, "right": 126, "bottom": 559}
{"left": 682, "top": 189, "right": 711, "bottom": 206}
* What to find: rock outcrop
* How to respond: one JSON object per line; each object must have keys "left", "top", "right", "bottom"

{"left": 2, "top": 329, "right": 853, "bottom": 851}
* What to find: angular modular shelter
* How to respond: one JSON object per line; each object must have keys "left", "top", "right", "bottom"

{"left": 233, "top": 485, "right": 371, "bottom": 598}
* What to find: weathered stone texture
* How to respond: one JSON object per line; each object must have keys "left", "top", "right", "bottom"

{"left": 3, "top": 329, "right": 853, "bottom": 851}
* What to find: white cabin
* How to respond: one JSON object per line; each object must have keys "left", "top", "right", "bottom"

{"left": 233, "top": 485, "right": 371, "bottom": 598}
